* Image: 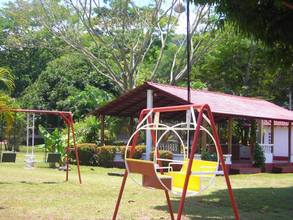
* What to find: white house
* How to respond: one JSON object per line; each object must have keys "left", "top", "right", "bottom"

{"left": 262, "top": 121, "right": 293, "bottom": 162}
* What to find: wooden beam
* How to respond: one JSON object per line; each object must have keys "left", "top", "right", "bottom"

{"left": 100, "top": 115, "right": 105, "bottom": 146}
{"left": 288, "top": 122, "right": 292, "bottom": 163}
{"left": 271, "top": 120, "right": 274, "bottom": 154}
{"left": 228, "top": 117, "right": 233, "bottom": 154}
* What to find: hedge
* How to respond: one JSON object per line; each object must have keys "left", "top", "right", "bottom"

{"left": 70, "top": 143, "right": 97, "bottom": 166}
{"left": 95, "top": 146, "right": 117, "bottom": 168}
{"left": 120, "top": 145, "right": 146, "bottom": 159}
{"left": 150, "top": 150, "right": 173, "bottom": 167}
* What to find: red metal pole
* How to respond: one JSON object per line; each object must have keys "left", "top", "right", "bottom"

{"left": 65, "top": 116, "right": 70, "bottom": 182}
{"left": 112, "top": 170, "right": 128, "bottom": 220}
{"left": 69, "top": 114, "right": 82, "bottom": 184}
{"left": 176, "top": 106, "right": 205, "bottom": 220}
{"left": 164, "top": 190, "right": 175, "bottom": 220}
{"left": 206, "top": 105, "right": 240, "bottom": 220}
{"left": 113, "top": 112, "right": 145, "bottom": 219}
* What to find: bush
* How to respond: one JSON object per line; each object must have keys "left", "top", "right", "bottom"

{"left": 253, "top": 143, "right": 265, "bottom": 168}
{"left": 95, "top": 146, "right": 117, "bottom": 168}
{"left": 150, "top": 150, "right": 173, "bottom": 167}
{"left": 120, "top": 145, "right": 146, "bottom": 159}
{"left": 201, "top": 148, "right": 217, "bottom": 161}
{"left": 74, "top": 116, "right": 100, "bottom": 144}
{"left": 70, "top": 144, "right": 97, "bottom": 166}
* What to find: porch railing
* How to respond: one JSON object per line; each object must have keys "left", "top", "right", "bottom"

{"left": 259, "top": 144, "right": 274, "bottom": 154}
{"left": 259, "top": 144, "right": 273, "bottom": 163}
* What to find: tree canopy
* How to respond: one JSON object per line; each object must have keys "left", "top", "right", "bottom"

{"left": 194, "top": 0, "right": 293, "bottom": 47}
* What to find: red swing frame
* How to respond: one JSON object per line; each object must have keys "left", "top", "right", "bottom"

{"left": 2, "top": 108, "right": 82, "bottom": 184}
{"left": 112, "top": 104, "right": 239, "bottom": 220}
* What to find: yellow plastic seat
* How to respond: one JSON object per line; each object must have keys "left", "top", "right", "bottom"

{"left": 166, "top": 159, "right": 218, "bottom": 192}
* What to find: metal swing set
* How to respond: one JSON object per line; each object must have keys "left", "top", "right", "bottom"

{"left": 113, "top": 104, "right": 240, "bottom": 220}
{"left": 0, "top": 108, "right": 82, "bottom": 184}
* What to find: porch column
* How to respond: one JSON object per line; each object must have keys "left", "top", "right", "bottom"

{"left": 128, "top": 116, "right": 134, "bottom": 137}
{"left": 100, "top": 115, "right": 105, "bottom": 146}
{"left": 257, "top": 119, "right": 263, "bottom": 144}
{"left": 227, "top": 117, "right": 233, "bottom": 154}
{"left": 271, "top": 120, "right": 274, "bottom": 154}
{"left": 146, "top": 89, "right": 153, "bottom": 160}
{"left": 289, "top": 122, "right": 292, "bottom": 163}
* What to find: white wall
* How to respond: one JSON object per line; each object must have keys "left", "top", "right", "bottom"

{"left": 263, "top": 126, "right": 293, "bottom": 157}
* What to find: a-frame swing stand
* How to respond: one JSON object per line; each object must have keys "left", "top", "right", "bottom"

{"left": 112, "top": 104, "right": 240, "bottom": 220}
{"left": 0, "top": 108, "right": 82, "bottom": 184}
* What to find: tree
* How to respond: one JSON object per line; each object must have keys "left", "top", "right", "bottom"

{"left": 0, "top": 67, "right": 14, "bottom": 133}
{"left": 21, "top": 53, "right": 114, "bottom": 116}
{"left": 192, "top": 23, "right": 293, "bottom": 107}
{"left": 193, "top": 0, "right": 293, "bottom": 47}
{"left": 0, "top": 0, "right": 66, "bottom": 96}
{"left": 34, "top": 0, "right": 219, "bottom": 92}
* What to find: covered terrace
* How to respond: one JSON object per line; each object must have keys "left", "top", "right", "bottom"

{"left": 93, "top": 82, "right": 293, "bottom": 171}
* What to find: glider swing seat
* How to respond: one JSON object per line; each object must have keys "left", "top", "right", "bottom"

{"left": 113, "top": 104, "right": 240, "bottom": 220}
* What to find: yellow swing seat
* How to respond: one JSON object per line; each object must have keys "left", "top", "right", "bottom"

{"left": 166, "top": 159, "right": 218, "bottom": 192}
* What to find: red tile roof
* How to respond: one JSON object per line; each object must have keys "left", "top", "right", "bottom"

{"left": 94, "top": 82, "right": 293, "bottom": 122}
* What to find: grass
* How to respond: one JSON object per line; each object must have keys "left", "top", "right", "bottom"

{"left": 0, "top": 151, "right": 292, "bottom": 220}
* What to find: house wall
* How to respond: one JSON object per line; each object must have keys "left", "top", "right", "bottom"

{"left": 263, "top": 126, "right": 293, "bottom": 158}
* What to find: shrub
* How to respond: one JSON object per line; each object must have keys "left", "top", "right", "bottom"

{"left": 120, "top": 145, "right": 146, "bottom": 159}
{"left": 95, "top": 146, "right": 116, "bottom": 168}
{"left": 201, "top": 148, "right": 217, "bottom": 161}
{"left": 74, "top": 116, "right": 100, "bottom": 144}
{"left": 70, "top": 144, "right": 97, "bottom": 166}
{"left": 150, "top": 150, "right": 173, "bottom": 167}
{"left": 253, "top": 143, "right": 265, "bottom": 168}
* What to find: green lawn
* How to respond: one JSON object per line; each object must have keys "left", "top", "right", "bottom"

{"left": 0, "top": 152, "right": 292, "bottom": 220}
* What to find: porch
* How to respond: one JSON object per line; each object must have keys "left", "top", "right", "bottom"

{"left": 94, "top": 82, "right": 293, "bottom": 173}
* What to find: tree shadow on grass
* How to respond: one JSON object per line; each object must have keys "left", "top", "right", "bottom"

{"left": 0, "top": 181, "right": 60, "bottom": 185}
{"left": 154, "top": 187, "right": 293, "bottom": 219}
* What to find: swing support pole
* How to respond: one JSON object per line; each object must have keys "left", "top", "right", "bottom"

{"left": 112, "top": 104, "right": 239, "bottom": 220}
{"left": 0, "top": 108, "right": 82, "bottom": 184}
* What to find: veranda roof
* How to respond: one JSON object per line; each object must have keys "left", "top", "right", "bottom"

{"left": 93, "top": 82, "right": 293, "bottom": 122}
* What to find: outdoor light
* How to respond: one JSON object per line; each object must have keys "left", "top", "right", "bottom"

{"left": 174, "top": 0, "right": 191, "bottom": 103}
{"left": 174, "top": 0, "right": 186, "bottom": 13}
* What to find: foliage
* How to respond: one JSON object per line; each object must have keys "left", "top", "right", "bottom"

{"left": 0, "top": 1, "right": 64, "bottom": 96}
{"left": 193, "top": 23, "right": 292, "bottom": 107}
{"left": 201, "top": 148, "right": 217, "bottom": 161}
{"left": 21, "top": 53, "right": 114, "bottom": 117}
{"left": 193, "top": 0, "right": 293, "bottom": 48}
{"left": 120, "top": 145, "right": 146, "bottom": 160}
{"left": 70, "top": 144, "right": 97, "bottom": 166}
{"left": 253, "top": 143, "right": 265, "bottom": 168}
{"left": 0, "top": 67, "right": 15, "bottom": 136}
{"left": 63, "top": 85, "right": 113, "bottom": 119}
{"left": 74, "top": 116, "right": 100, "bottom": 144}
{"left": 95, "top": 146, "right": 117, "bottom": 168}
{"left": 150, "top": 150, "right": 173, "bottom": 167}
{"left": 38, "top": 125, "right": 65, "bottom": 155}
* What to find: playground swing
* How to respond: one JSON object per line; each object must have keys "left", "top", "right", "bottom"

{"left": 0, "top": 108, "right": 82, "bottom": 184}
{"left": 113, "top": 104, "right": 239, "bottom": 220}
{"left": 24, "top": 113, "right": 37, "bottom": 168}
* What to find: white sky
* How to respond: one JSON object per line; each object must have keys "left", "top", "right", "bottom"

{"left": 0, "top": 0, "right": 193, "bottom": 34}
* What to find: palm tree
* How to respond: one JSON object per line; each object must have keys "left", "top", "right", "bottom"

{"left": 0, "top": 67, "right": 15, "bottom": 134}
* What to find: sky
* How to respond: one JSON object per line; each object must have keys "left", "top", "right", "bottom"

{"left": 0, "top": 0, "right": 193, "bottom": 34}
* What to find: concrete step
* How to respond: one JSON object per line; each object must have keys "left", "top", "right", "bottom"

{"left": 230, "top": 167, "right": 261, "bottom": 174}
{"left": 272, "top": 165, "right": 293, "bottom": 173}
